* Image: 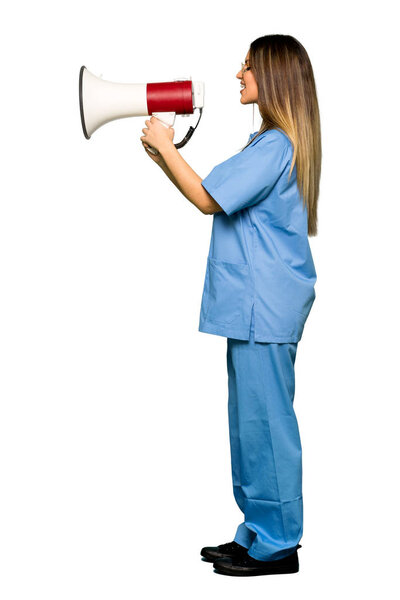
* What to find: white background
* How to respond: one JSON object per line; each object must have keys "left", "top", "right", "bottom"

{"left": 1, "top": 1, "right": 399, "bottom": 598}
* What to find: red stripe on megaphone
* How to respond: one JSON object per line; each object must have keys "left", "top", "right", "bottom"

{"left": 146, "top": 81, "right": 193, "bottom": 115}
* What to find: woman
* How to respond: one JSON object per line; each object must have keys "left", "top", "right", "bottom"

{"left": 140, "top": 34, "right": 321, "bottom": 577}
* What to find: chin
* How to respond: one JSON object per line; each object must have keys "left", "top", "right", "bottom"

{"left": 240, "top": 93, "right": 255, "bottom": 105}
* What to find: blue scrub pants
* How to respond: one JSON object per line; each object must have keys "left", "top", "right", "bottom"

{"left": 227, "top": 308, "right": 303, "bottom": 561}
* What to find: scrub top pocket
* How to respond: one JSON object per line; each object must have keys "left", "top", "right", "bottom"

{"left": 204, "top": 257, "right": 251, "bottom": 324}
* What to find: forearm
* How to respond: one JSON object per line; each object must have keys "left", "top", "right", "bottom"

{"left": 158, "top": 161, "right": 185, "bottom": 195}
{"left": 159, "top": 141, "right": 221, "bottom": 215}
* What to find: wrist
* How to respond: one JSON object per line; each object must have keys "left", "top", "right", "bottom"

{"left": 159, "top": 139, "right": 176, "bottom": 159}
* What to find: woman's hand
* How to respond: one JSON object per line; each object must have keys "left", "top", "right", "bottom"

{"left": 140, "top": 116, "right": 175, "bottom": 155}
{"left": 142, "top": 141, "right": 165, "bottom": 166}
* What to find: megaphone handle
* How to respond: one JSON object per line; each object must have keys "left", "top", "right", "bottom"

{"left": 147, "top": 108, "right": 203, "bottom": 154}
{"left": 147, "top": 146, "right": 160, "bottom": 156}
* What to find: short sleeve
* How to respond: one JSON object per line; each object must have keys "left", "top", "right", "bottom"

{"left": 201, "top": 130, "right": 291, "bottom": 216}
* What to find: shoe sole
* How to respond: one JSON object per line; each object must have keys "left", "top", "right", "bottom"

{"left": 213, "top": 562, "right": 299, "bottom": 576}
{"left": 201, "top": 544, "right": 301, "bottom": 566}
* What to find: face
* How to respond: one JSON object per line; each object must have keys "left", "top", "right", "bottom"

{"left": 236, "top": 50, "right": 258, "bottom": 104}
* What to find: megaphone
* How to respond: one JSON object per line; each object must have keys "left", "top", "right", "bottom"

{"left": 79, "top": 66, "right": 204, "bottom": 154}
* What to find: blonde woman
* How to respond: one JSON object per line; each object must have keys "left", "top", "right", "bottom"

{"left": 140, "top": 34, "right": 321, "bottom": 577}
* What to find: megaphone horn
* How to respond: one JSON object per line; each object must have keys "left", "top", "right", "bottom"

{"left": 79, "top": 66, "right": 204, "bottom": 152}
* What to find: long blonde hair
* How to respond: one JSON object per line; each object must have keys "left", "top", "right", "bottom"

{"left": 242, "top": 34, "right": 321, "bottom": 236}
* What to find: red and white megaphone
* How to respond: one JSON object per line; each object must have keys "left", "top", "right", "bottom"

{"left": 79, "top": 66, "right": 204, "bottom": 154}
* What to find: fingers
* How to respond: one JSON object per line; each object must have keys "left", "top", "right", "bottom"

{"left": 141, "top": 120, "right": 150, "bottom": 138}
{"left": 140, "top": 117, "right": 156, "bottom": 145}
{"left": 140, "top": 126, "right": 148, "bottom": 143}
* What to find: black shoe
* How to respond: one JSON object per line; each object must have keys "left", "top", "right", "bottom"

{"left": 200, "top": 540, "right": 249, "bottom": 563}
{"left": 213, "top": 544, "right": 302, "bottom": 577}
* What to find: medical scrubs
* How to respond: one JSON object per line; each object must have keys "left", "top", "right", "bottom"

{"left": 198, "top": 128, "right": 317, "bottom": 561}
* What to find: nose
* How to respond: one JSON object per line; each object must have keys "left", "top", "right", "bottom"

{"left": 236, "top": 69, "right": 242, "bottom": 79}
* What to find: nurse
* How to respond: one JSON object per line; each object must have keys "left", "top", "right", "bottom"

{"left": 140, "top": 34, "right": 321, "bottom": 577}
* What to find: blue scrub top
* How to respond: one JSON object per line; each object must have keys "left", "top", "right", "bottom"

{"left": 198, "top": 128, "right": 317, "bottom": 343}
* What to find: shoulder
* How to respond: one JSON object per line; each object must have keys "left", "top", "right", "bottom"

{"left": 272, "top": 128, "right": 293, "bottom": 149}
{"left": 246, "top": 129, "right": 292, "bottom": 163}
{"left": 249, "top": 128, "right": 292, "bottom": 149}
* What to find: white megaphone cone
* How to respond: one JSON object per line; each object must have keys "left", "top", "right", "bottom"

{"left": 79, "top": 66, "right": 204, "bottom": 153}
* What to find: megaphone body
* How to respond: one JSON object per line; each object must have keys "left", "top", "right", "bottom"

{"left": 79, "top": 66, "right": 204, "bottom": 153}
